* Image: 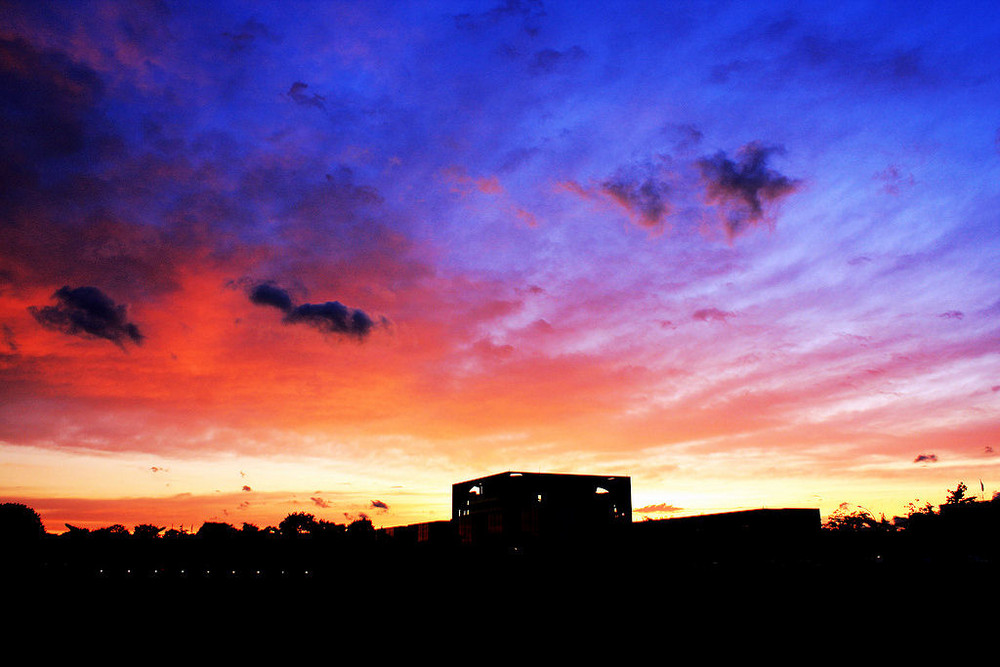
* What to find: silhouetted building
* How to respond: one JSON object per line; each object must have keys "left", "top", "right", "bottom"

{"left": 631, "top": 508, "right": 822, "bottom": 563}
{"left": 378, "top": 520, "right": 453, "bottom": 545}
{"left": 452, "top": 471, "right": 631, "bottom": 548}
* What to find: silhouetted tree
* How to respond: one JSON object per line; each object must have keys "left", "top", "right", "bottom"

{"left": 945, "top": 482, "right": 977, "bottom": 505}
{"left": 906, "top": 500, "right": 937, "bottom": 516}
{"left": 132, "top": 524, "right": 164, "bottom": 539}
{"left": 0, "top": 503, "right": 45, "bottom": 541}
{"left": 279, "top": 512, "right": 318, "bottom": 537}
{"left": 93, "top": 524, "right": 129, "bottom": 539}
{"left": 347, "top": 516, "right": 376, "bottom": 541}
{"left": 197, "top": 522, "right": 238, "bottom": 539}
{"left": 240, "top": 522, "right": 260, "bottom": 534}
{"left": 312, "top": 519, "right": 346, "bottom": 541}
{"left": 63, "top": 524, "right": 91, "bottom": 538}
{"left": 823, "top": 504, "right": 895, "bottom": 532}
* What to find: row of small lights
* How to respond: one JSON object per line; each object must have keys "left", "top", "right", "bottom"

{"left": 96, "top": 568, "right": 313, "bottom": 577}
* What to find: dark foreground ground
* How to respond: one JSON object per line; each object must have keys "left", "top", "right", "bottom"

{"left": 5, "top": 528, "right": 999, "bottom": 651}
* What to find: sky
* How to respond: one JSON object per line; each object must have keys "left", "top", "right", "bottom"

{"left": 1, "top": 0, "right": 999, "bottom": 532}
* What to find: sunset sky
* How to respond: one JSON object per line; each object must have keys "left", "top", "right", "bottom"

{"left": 2, "top": 0, "right": 999, "bottom": 532}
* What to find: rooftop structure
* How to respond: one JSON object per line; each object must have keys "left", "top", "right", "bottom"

{"left": 452, "top": 471, "right": 631, "bottom": 547}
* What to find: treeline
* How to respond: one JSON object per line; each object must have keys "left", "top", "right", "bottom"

{"left": 2, "top": 481, "right": 999, "bottom": 584}
{"left": 60, "top": 510, "right": 379, "bottom": 542}
{"left": 0, "top": 506, "right": 434, "bottom": 583}
{"left": 0, "top": 505, "right": 389, "bottom": 542}
{"left": 823, "top": 481, "right": 1000, "bottom": 532}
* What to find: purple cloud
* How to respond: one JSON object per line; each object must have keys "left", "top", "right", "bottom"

{"left": 697, "top": 142, "right": 801, "bottom": 236}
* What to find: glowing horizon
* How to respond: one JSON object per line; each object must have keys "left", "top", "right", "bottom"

{"left": 2, "top": 1, "right": 999, "bottom": 534}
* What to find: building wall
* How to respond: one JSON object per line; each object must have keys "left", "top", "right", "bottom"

{"left": 452, "top": 471, "right": 631, "bottom": 547}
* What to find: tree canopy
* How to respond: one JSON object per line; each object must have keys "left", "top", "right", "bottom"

{"left": 0, "top": 502, "right": 45, "bottom": 541}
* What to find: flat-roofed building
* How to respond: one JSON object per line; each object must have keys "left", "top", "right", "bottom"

{"left": 452, "top": 471, "right": 631, "bottom": 548}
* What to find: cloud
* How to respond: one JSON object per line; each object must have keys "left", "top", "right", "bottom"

{"left": 664, "top": 123, "right": 704, "bottom": 152}
{"left": 241, "top": 485, "right": 252, "bottom": 492}
{"left": 250, "top": 283, "right": 294, "bottom": 312}
{"left": 2, "top": 324, "right": 17, "bottom": 352}
{"left": 692, "top": 307, "right": 735, "bottom": 323}
{"left": 311, "top": 497, "right": 331, "bottom": 508}
{"left": 441, "top": 166, "right": 504, "bottom": 196}
{"left": 938, "top": 311, "right": 964, "bottom": 320}
{"left": 600, "top": 163, "right": 673, "bottom": 229}
{"left": 370, "top": 500, "right": 389, "bottom": 512}
{"left": 222, "top": 19, "right": 275, "bottom": 53}
{"left": 454, "top": 0, "right": 545, "bottom": 31}
{"left": 286, "top": 301, "right": 376, "bottom": 338}
{"left": 634, "top": 503, "right": 684, "bottom": 514}
{"left": 696, "top": 142, "right": 801, "bottom": 236}
{"left": 287, "top": 82, "right": 324, "bottom": 109}
{"left": 913, "top": 453, "right": 938, "bottom": 463}
{"left": 248, "top": 282, "right": 379, "bottom": 339}
{"left": 529, "top": 46, "right": 585, "bottom": 74}
{"left": 29, "top": 286, "right": 143, "bottom": 348}
{"left": 0, "top": 36, "right": 103, "bottom": 163}
{"left": 874, "top": 165, "right": 915, "bottom": 195}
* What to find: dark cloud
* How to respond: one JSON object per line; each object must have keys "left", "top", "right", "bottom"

{"left": 241, "top": 485, "right": 252, "bottom": 492}
{"left": 634, "top": 503, "right": 684, "bottom": 514}
{"left": 692, "top": 308, "right": 735, "bottom": 323}
{"left": 249, "top": 282, "right": 379, "bottom": 339}
{"left": 311, "top": 497, "right": 331, "bottom": 509}
{"left": 709, "top": 58, "right": 756, "bottom": 85}
{"left": 287, "top": 82, "right": 325, "bottom": 109}
{"left": 498, "top": 146, "right": 540, "bottom": 173}
{"left": 0, "top": 37, "right": 232, "bottom": 299}
{"left": 938, "top": 310, "right": 964, "bottom": 320}
{"left": 0, "top": 37, "right": 103, "bottom": 163}
{"left": 529, "top": 46, "right": 585, "bottom": 74}
{"left": 250, "top": 283, "right": 294, "bottom": 312}
{"left": 286, "top": 301, "right": 376, "bottom": 338}
{"left": 664, "top": 123, "right": 704, "bottom": 152}
{"left": 601, "top": 164, "right": 672, "bottom": 229}
{"left": 696, "top": 142, "right": 801, "bottom": 236}
{"left": 29, "top": 286, "right": 143, "bottom": 348}
{"left": 222, "top": 19, "right": 276, "bottom": 53}
{"left": 794, "top": 35, "right": 931, "bottom": 87}
{"left": 370, "top": 500, "right": 389, "bottom": 512}
{"left": 913, "top": 453, "right": 938, "bottom": 463}
{"left": 454, "top": 0, "right": 546, "bottom": 32}
{"left": 2, "top": 324, "right": 17, "bottom": 352}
